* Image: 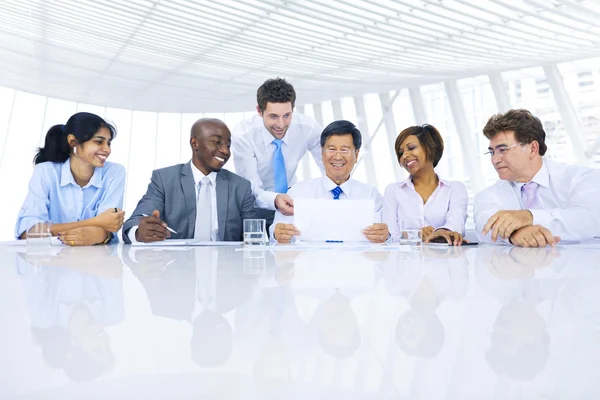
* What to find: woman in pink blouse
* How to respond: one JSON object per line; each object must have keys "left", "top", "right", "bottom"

{"left": 382, "top": 125, "right": 468, "bottom": 245}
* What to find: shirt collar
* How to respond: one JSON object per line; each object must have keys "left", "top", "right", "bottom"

{"left": 322, "top": 175, "right": 355, "bottom": 195}
{"left": 398, "top": 176, "right": 413, "bottom": 188}
{"left": 512, "top": 159, "right": 549, "bottom": 190}
{"left": 398, "top": 175, "right": 448, "bottom": 189}
{"left": 190, "top": 160, "right": 217, "bottom": 186}
{"left": 60, "top": 157, "right": 103, "bottom": 188}
{"left": 531, "top": 159, "right": 549, "bottom": 188}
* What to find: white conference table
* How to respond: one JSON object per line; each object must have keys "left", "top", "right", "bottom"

{"left": 0, "top": 241, "right": 599, "bottom": 399}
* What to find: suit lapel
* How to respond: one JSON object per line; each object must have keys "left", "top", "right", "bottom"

{"left": 216, "top": 171, "right": 229, "bottom": 241}
{"left": 181, "top": 162, "right": 197, "bottom": 237}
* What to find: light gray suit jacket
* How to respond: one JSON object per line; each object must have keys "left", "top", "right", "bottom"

{"left": 122, "top": 162, "right": 257, "bottom": 243}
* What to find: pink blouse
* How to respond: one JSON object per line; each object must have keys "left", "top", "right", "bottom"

{"left": 382, "top": 177, "right": 468, "bottom": 237}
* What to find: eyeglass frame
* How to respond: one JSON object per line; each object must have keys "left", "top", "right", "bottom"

{"left": 321, "top": 148, "right": 358, "bottom": 156}
{"left": 484, "top": 142, "right": 526, "bottom": 157}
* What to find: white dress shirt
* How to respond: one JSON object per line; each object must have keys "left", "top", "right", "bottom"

{"left": 270, "top": 176, "right": 383, "bottom": 242}
{"left": 231, "top": 113, "right": 324, "bottom": 210}
{"left": 474, "top": 158, "right": 600, "bottom": 243}
{"left": 127, "top": 162, "right": 218, "bottom": 243}
{"left": 382, "top": 177, "right": 468, "bottom": 237}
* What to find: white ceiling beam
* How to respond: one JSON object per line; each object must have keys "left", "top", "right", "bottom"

{"left": 444, "top": 80, "right": 484, "bottom": 192}
{"left": 488, "top": 72, "right": 511, "bottom": 112}
{"left": 409, "top": 87, "right": 428, "bottom": 125}
{"left": 543, "top": 64, "right": 590, "bottom": 164}
{"left": 379, "top": 92, "right": 403, "bottom": 182}
{"left": 353, "top": 95, "right": 379, "bottom": 188}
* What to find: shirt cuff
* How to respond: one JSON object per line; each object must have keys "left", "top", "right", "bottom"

{"left": 529, "top": 209, "right": 553, "bottom": 230}
{"left": 269, "top": 223, "right": 276, "bottom": 243}
{"left": 15, "top": 217, "right": 43, "bottom": 239}
{"left": 257, "top": 191, "right": 279, "bottom": 211}
{"left": 127, "top": 226, "right": 141, "bottom": 244}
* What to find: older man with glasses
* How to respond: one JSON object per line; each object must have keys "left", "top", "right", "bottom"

{"left": 474, "top": 109, "right": 600, "bottom": 247}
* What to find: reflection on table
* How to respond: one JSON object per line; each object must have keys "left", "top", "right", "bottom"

{"left": 0, "top": 242, "right": 599, "bottom": 399}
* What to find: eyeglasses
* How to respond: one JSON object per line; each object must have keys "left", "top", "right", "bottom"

{"left": 484, "top": 143, "right": 524, "bottom": 157}
{"left": 322, "top": 148, "right": 357, "bottom": 156}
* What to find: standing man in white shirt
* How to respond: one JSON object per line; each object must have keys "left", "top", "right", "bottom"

{"left": 474, "top": 109, "right": 600, "bottom": 247}
{"left": 272, "top": 120, "right": 389, "bottom": 244}
{"left": 231, "top": 78, "right": 324, "bottom": 231}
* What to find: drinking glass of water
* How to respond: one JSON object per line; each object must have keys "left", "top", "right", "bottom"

{"left": 398, "top": 218, "right": 422, "bottom": 249}
{"left": 243, "top": 219, "right": 267, "bottom": 246}
{"left": 26, "top": 221, "right": 53, "bottom": 254}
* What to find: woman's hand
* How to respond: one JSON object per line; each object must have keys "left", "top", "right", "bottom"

{"left": 93, "top": 208, "right": 125, "bottom": 232}
{"left": 58, "top": 227, "right": 109, "bottom": 246}
{"left": 424, "top": 228, "right": 465, "bottom": 246}
{"left": 421, "top": 226, "right": 435, "bottom": 241}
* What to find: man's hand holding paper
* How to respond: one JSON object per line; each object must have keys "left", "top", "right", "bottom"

{"left": 274, "top": 199, "right": 388, "bottom": 243}
{"left": 274, "top": 223, "right": 301, "bottom": 244}
{"left": 362, "top": 223, "right": 389, "bottom": 243}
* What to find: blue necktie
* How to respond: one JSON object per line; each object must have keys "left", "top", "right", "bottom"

{"left": 331, "top": 186, "right": 343, "bottom": 200}
{"left": 272, "top": 139, "right": 288, "bottom": 194}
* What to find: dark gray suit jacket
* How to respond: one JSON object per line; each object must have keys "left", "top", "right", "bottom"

{"left": 122, "top": 162, "right": 257, "bottom": 243}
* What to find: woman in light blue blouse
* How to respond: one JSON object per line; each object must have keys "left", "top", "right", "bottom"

{"left": 16, "top": 112, "right": 126, "bottom": 245}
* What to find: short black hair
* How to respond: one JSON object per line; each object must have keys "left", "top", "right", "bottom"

{"left": 320, "top": 120, "right": 362, "bottom": 150}
{"left": 257, "top": 77, "right": 296, "bottom": 113}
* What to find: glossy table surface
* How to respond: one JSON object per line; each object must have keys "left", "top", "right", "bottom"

{"left": 1, "top": 241, "right": 599, "bottom": 399}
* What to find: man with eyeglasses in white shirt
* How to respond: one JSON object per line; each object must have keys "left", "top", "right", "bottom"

{"left": 474, "top": 109, "right": 600, "bottom": 247}
{"left": 231, "top": 78, "right": 325, "bottom": 232}
{"left": 271, "top": 120, "right": 389, "bottom": 244}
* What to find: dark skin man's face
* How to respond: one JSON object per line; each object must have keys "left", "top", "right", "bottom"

{"left": 190, "top": 121, "right": 231, "bottom": 175}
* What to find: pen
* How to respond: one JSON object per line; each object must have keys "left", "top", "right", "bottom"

{"left": 141, "top": 214, "right": 178, "bottom": 234}
{"left": 326, "top": 240, "right": 343, "bottom": 243}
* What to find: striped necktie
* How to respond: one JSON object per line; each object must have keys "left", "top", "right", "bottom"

{"left": 331, "top": 186, "right": 343, "bottom": 200}
{"left": 521, "top": 181, "right": 539, "bottom": 209}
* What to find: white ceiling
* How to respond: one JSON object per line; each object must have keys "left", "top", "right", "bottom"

{"left": 1, "top": 0, "right": 600, "bottom": 112}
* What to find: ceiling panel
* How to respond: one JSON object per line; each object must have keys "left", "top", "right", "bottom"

{"left": 0, "top": 0, "right": 599, "bottom": 112}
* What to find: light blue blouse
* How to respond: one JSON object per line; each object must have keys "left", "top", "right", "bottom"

{"left": 15, "top": 158, "right": 126, "bottom": 243}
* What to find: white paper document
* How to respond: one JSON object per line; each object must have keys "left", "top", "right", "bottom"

{"left": 243, "top": 243, "right": 397, "bottom": 252}
{"left": 130, "top": 240, "right": 242, "bottom": 247}
{"left": 294, "top": 198, "right": 374, "bottom": 242}
{"left": 0, "top": 237, "right": 63, "bottom": 246}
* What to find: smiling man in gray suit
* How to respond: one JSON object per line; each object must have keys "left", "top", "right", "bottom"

{"left": 122, "top": 118, "right": 257, "bottom": 243}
